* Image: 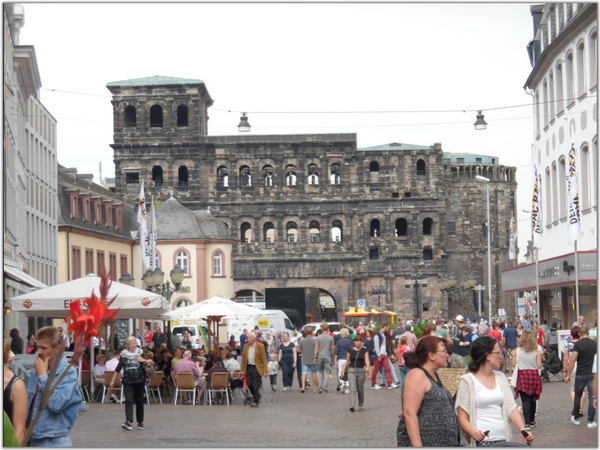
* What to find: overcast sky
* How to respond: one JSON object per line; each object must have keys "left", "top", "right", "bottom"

{"left": 19, "top": 2, "right": 537, "bottom": 253}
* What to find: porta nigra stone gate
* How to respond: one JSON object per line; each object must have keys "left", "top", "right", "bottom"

{"left": 107, "top": 76, "right": 518, "bottom": 323}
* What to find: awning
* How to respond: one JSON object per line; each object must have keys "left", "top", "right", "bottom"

{"left": 4, "top": 265, "right": 47, "bottom": 290}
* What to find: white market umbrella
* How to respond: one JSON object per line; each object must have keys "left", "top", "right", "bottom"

{"left": 10, "top": 274, "right": 169, "bottom": 319}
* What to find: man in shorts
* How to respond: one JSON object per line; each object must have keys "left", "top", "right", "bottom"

{"left": 298, "top": 327, "right": 318, "bottom": 393}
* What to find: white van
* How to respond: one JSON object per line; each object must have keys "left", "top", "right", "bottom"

{"left": 171, "top": 319, "right": 211, "bottom": 350}
{"left": 226, "top": 310, "right": 296, "bottom": 345}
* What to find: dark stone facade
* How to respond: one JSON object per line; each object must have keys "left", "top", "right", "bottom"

{"left": 108, "top": 77, "right": 518, "bottom": 323}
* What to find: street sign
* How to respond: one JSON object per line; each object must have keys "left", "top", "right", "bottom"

{"left": 417, "top": 279, "right": 428, "bottom": 284}
{"left": 357, "top": 299, "right": 366, "bottom": 309}
{"left": 498, "top": 308, "right": 506, "bottom": 316}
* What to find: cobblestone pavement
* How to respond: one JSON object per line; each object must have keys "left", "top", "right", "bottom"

{"left": 72, "top": 373, "right": 597, "bottom": 447}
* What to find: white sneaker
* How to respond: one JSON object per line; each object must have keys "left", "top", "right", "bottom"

{"left": 587, "top": 421, "right": 597, "bottom": 428}
{"left": 571, "top": 416, "right": 581, "bottom": 425}
{"left": 371, "top": 384, "right": 382, "bottom": 390}
{"left": 388, "top": 383, "right": 399, "bottom": 389}
{"left": 343, "top": 389, "right": 350, "bottom": 394}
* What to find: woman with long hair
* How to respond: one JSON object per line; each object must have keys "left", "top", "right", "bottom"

{"left": 513, "top": 330, "right": 542, "bottom": 430}
{"left": 341, "top": 334, "right": 370, "bottom": 412}
{"left": 455, "top": 336, "right": 533, "bottom": 446}
{"left": 4, "top": 339, "right": 27, "bottom": 444}
{"left": 396, "top": 335, "right": 460, "bottom": 447}
{"left": 363, "top": 330, "right": 374, "bottom": 378}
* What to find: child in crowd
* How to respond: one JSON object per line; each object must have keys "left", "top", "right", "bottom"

{"left": 268, "top": 353, "right": 278, "bottom": 391}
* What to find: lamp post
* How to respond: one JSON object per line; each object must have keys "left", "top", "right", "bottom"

{"left": 368, "top": 284, "right": 387, "bottom": 311}
{"left": 473, "top": 284, "right": 486, "bottom": 316}
{"left": 441, "top": 273, "right": 478, "bottom": 315}
{"left": 136, "top": 265, "right": 185, "bottom": 301}
{"left": 475, "top": 175, "right": 493, "bottom": 323}
{"left": 408, "top": 273, "right": 427, "bottom": 320}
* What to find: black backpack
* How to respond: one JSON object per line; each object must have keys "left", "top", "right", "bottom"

{"left": 366, "top": 332, "right": 382, "bottom": 355}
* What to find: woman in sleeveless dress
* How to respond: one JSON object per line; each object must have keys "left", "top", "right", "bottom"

{"left": 4, "top": 339, "right": 27, "bottom": 444}
{"left": 397, "top": 335, "right": 460, "bottom": 447}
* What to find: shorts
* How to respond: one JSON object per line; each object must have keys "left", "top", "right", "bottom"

{"left": 302, "top": 364, "right": 318, "bottom": 375}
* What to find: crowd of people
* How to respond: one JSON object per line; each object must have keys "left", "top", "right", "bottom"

{"left": 4, "top": 313, "right": 597, "bottom": 447}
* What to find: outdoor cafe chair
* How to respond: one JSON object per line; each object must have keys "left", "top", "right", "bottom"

{"left": 146, "top": 371, "right": 163, "bottom": 404}
{"left": 80, "top": 369, "right": 92, "bottom": 402}
{"left": 100, "top": 370, "right": 124, "bottom": 403}
{"left": 207, "top": 372, "right": 230, "bottom": 406}
{"left": 173, "top": 372, "right": 196, "bottom": 406}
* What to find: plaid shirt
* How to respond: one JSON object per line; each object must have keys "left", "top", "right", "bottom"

{"left": 514, "top": 369, "right": 542, "bottom": 401}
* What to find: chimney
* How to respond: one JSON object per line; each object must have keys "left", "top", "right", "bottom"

{"left": 77, "top": 173, "right": 94, "bottom": 185}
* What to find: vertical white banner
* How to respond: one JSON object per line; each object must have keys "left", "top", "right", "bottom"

{"left": 137, "top": 181, "right": 150, "bottom": 272}
{"left": 509, "top": 211, "right": 518, "bottom": 260}
{"left": 567, "top": 129, "right": 581, "bottom": 244}
{"left": 151, "top": 196, "right": 158, "bottom": 269}
{"left": 531, "top": 165, "right": 542, "bottom": 250}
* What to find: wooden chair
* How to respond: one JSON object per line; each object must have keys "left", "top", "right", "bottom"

{"left": 207, "top": 372, "right": 230, "bottom": 406}
{"left": 146, "top": 371, "right": 163, "bottom": 404}
{"left": 438, "top": 367, "right": 467, "bottom": 397}
{"left": 100, "top": 370, "right": 124, "bottom": 403}
{"left": 173, "top": 372, "right": 196, "bottom": 405}
{"left": 80, "top": 370, "right": 92, "bottom": 402}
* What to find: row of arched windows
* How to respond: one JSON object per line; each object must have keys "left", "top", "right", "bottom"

{"left": 542, "top": 141, "right": 597, "bottom": 226}
{"left": 124, "top": 104, "right": 189, "bottom": 128}
{"left": 238, "top": 217, "right": 435, "bottom": 243}
{"left": 536, "top": 29, "right": 597, "bottom": 135}
{"left": 218, "top": 163, "right": 342, "bottom": 188}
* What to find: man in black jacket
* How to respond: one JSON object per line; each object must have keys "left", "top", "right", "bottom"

{"left": 541, "top": 345, "right": 561, "bottom": 381}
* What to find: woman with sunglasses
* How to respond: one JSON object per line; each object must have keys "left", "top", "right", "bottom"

{"left": 455, "top": 336, "right": 533, "bottom": 447}
{"left": 340, "top": 334, "right": 370, "bottom": 412}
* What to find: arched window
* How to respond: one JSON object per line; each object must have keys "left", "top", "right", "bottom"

{"left": 217, "top": 166, "right": 229, "bottom": 188}
{"left": 286, "top": 222, "right": 298, "bottom": 243}
{"left": 178, "top": 166, "right": 188, "bottom": 187}
{"left": 535, "top": 89, "right": 541, "bottom": 136}
{"left": 307, "top": 164, "right": 319, "bottom": 185}
{"left": 416, "top": 159, "right": 426, "bottom": 176}
{"left": 175, "top": 299, "right": 190, "bottom": 309}
{"left": 150, "top": 104, "right": 163, "bottom": 127}
{"left": 152, "top": 166, "right": 163, "bottom": 186}
{"left": 590, "top": 31, "right": 598, "bottom": 89}
{"left": 331, "top": 220, "right": 343, "bottom": 242}
{"left": 124, "top": 106, "right": 136, "bottom": 127}
{"left": 551, "top": 162, "right": 559, "bottom": 222}
{"left": 395, "top": 218, "right": 408, "bottom": 237}
{"left": 263, "top": 222, "right": 275, "bottom": 242}
{"left": 241, "top": 222, "right": 253, "bottom": 243}
{"left": 423, "top": 246, "right": 433, "bottom": 261}
{"left": 213, "top": 251, "right": 223, "bottom": 276}
{"left": 549, "top": 71, "right": 555, "bottom": 119}
{"left": 543, "top": 78, "right": 549, "bottom": 128}
{"left": 285, "top": 166, "right": 297, "bottom": 186}
{"left": 566, "top": 52, "right": 574, "bottom": 102}
{"left": 581, "top": 145, "right": 590, "bottom": 209}
{"left": 576, "top": 41, "right": 585, "bottom": 97}
{"left": 369, "top": 161, "right": 380, "bottom": 182}
{"left": 369, "top": 246, "right": 379, "bottom": 260}
{"left": 558, "top": 157, "right": 566, "bottom": 219}
{"left": 545, "top": 168, "right": 552, "bottom": 226}
{"left": 423, "top": 218, "right": 433, "bottom": 235}
{"left": 177, "top": 105, "right": 188, "bottom": 126}
{"left": 330, "top": 163, "right": 341, "bottom": 185}
{"left": 370, "top": 218, "right": 381, "bottom": 237}
{"left": 176, "top": 250, "right": 189, "bottom": 276}
{"left": 309, "top": 221, "right": 320, "bottom": 242}
{"left": 262, "top": 165, "right": 274, "bottom": 187}
{"left": 556, "top": 62, "right": 564, "bottom": 114}
{"left": 240, "top": 166, "right": 252, "bottom": 187}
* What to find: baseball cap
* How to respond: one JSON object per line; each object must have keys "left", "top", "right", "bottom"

{"left": 455, "top": 315, "right": 465, "bottom": 322}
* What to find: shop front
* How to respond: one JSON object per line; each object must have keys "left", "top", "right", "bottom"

{"left": 501, "top": 250, "right": 597, "bottom": 328}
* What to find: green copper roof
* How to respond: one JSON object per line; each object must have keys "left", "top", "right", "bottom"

{"left": 443, "top": 152, "right": 499, "bottom": 165}
{"left": 106, "top": 75, "right": 205, "bottom": 87}
{"left": 358, "top": 142, "right": 431, "bottom": 151}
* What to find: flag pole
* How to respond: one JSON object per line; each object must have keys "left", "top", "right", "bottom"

{"left": 574, "top": 241, "right": 580, "bottom": 319}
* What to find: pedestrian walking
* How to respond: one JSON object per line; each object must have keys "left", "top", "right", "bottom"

{"left": 315, "top": 323, "right": 335, "bottom": 393}
{"left": 340, "top": 333, "right": 370, "bottom": 412}
{"left": 241, "top": 331, "right": 268, "bottom": 407}
{"left": 512, "top": 330, "right": 542, "bottom": 430}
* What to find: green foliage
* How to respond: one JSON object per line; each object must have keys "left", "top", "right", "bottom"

{"left": 411, "top": 319, "right": 432, "bottom": 339}
{"left": 4, "top": 412, "right": 20, "bottom": 447}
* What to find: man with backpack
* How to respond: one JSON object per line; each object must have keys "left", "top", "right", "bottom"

{"left": 369, "top": 323, "right": 398, "bottom": 390}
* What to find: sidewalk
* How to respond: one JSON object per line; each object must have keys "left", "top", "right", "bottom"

{"left": 71, "top": 375, "right": 597, "bottom": 447}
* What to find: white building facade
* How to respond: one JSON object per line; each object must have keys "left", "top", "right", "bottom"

{"left": 4, "top": 3, "right": 58, "bottom": 337}
{"left": 502, "top": 3, "right": 597, "bottom": 328}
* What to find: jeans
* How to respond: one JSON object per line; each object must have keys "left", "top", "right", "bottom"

{"left": 572, "top": 373, "right": 595, "bottom": 421}
{"left": 296, "top": 355, "right": 303, "bottom": 387}
{"left": 317, "top": 357, "right": 331, "bottom": 390}
{"left": 337, "top": 359, "right": 348, "bottom": 387}
{"left": 519, "top": 391, "right": 537, "bottom": 424}
{"left": 281, "top": 359, "right": 294, "bottom": 388}
{"left": 372, "top": 355, "right": 393, "bottom": 386}
{"left": 347, "top": 367, "right": 366, "bottom": 408}
{"left": 29, "top": 435, "right": 72, "bottom": 447}
{"left": 124, "top": 382, "right": 145, "bottom": 424}
{"left": 399, "top": 365, "right": 410, "bottom": 388}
